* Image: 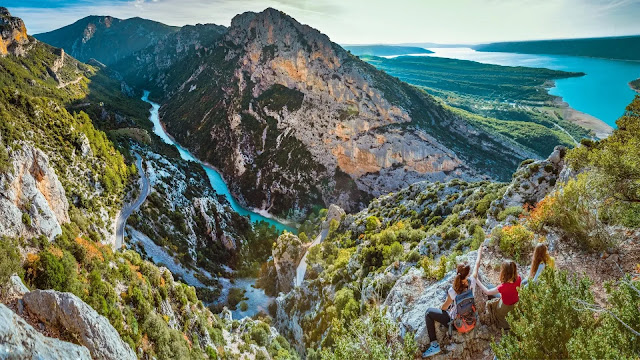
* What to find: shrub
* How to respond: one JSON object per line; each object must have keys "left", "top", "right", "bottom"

{"left": 496, "top": 205, "right": 523, "bottom": 221}
{"left": 365, "top": 216, "right": 381, "bottom": 233}
{"left": 541, "top": 175, "right": 614, "bottom": 252}
{"left": 239, "top": 301, "right": 249, "bottom": 312}
{"left": 0, "top": 238, "right": 23, "bottom": 286}
{"left": 250, "top": 322, "right": 271, "bottom": 347}
{"left": 421, "top": 255, "right": 448, "bottom": 281}
{"left": 32, "top": 250, "right": 78, "bottom": 292}
{"left": 321, "top": 307, "right": 417, "bottom": 360}
{"left": 494, "top": 224, "right": 533, "bottom": 262}
{"left": 21, "top": 212, "right": 31, "bottom": 227}
{"left": 470, "top": 225, "right": 485, "bottom": 250}
{"left": 227, "top": 287, "right": 245, "bottom": 310}
{"left": 494, "top": 269, "right": 640, "bottom": 360}
{"left": 334, "top": 288, "right": 359, "bottom": 320}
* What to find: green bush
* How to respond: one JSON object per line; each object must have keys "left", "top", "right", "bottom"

{"left": 33, "top": 250, "right": 78, "bottom": 292}
{"left": 228, "top": 287, "right": 246, "bottom": 310}
{"left": 250, "top": 322, "right": 271, "bottom": 347}
{"left": 492, "top": 224, "right": 533, "bottom": 262}
{"left": 21, "top": 213, "right": 32, "bottom": 227}
{"left": 496, "top": 205, "right": 523, "bottom": 221}
{"left": 494, "top": 269, "right": 640, "bottom": 360}
{"left": 239, "top": 301, "right": 249, "bottom": 312}
{"left": 0, "top": 238, "right": 23, "bottom": 286}
{"left": 334, "top": 288, "right": 359, "bottom": 320}
{"left": 321, "top": 307, "right": 417, "bottom": 360}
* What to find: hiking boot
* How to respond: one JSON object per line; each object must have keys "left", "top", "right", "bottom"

{"left": 421, "top": 342, "right": 441, "bottom": 358}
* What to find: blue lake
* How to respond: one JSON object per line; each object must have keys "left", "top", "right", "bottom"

{"left": 418, "top": 48, "right": 640, "bottom": 128}
{"left": 142, "top": 91, "right": 296, "bottom": 233}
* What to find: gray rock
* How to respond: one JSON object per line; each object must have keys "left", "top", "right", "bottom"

{"left": 322, "top": 204, "right": 346, "bottom": 229}
{"left": 384, "top": 251, "right": 486, "bottom": 348}
{"left": 0, "top": 144, "right": 69, "bottom": 240}
{"left": 4, "top": 274, "right": 29, "bottom": 299}
{"left": 22, "top": 290, "right": 136, "bottom": 360}
{"left": 0, "top": 303, "right": 91, "bottom": 359}
{"left": 272, "top": 232, "right": 304, "bottom": 293}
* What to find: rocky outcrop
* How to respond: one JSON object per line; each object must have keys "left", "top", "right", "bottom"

{"left": 0, "top": 8, "right": 29, "bottom": 56}
{"left": 487, "top": 145, "right": 566, "bottom": 227}
{"left": 272, "top": 232, "right": 304, "bottom": 293}
{"left": 0, "top": 144, "right": 70, "bottom": 240}
{"left": 323, "top": 204, "right": 346, "bottom": 229}
{"left": 384, "top": 251, "right": 496, "bottom": 359}
{"left": 22, "top": 290, "right": 136, "bottom": 360}
{"left": 0, "top": 304, "right": 91, "bottom": 359}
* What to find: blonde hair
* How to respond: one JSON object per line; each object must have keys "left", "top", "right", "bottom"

{"left": 529, "top": 243, "right": 550, "bottom": 279}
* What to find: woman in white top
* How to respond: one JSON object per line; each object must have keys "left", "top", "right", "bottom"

{"left": 422, "top": 247, "right": 483, "bottom": 358}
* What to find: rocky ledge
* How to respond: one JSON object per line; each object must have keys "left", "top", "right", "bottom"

{"left": 0, "top": 7, "right": 29, "bottom": 56}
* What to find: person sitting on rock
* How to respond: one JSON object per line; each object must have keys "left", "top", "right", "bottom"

{"left": 476, "top": 260, "right": 521, "bottom": 329}
{"left": 422, "top": 246, "right": 483, "bottom": 358}
{"left": 522, "top": 243, "right": 554, "bottom": 286}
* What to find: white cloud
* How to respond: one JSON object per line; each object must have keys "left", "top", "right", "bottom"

{"left": 8, "top": 0, "right": 640, "bottom": 43}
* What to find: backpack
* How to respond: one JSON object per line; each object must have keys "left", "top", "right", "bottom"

{"left": 448, "top": 288, "right": 478, "bottom": 336}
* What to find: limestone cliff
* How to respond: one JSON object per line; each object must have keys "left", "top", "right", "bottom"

{"left": 0, "top": 144, "right": 70, "bottom": 240}
{"left": 0, "top": 7, "right": 29, "bottom": 56}
{"left": 158, "top": 8, "right": 531, "bottom": 218}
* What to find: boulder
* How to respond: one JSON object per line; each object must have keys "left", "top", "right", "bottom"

{"left": 322, "top": 204, "right": 346, "bottom": 229}
{"left": 22, "top": 290, "right": 136, "bottom": 360}
{"left": 384, "top": 251, "right": 495, "bottom": 358}
{"left": 272, "top": 232, "right": 304, "bottom": 293}
{"left": 0, "top": 303, "right": 91, "bottom": 359}
{"left": 3, "top": 274, "right": 29, "bottom": 300}
{"left": 0, "top": 144, "right": 69, "bottom": 240}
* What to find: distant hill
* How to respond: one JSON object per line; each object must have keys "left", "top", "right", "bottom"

{"left": 474, "top": 35, "right": 640, "bottom": 61}
{"left": 342, "top": 45, "right": 433, "bottom": 56}
{"left": 34, "top": 16, "right": 179, "bottom": 65}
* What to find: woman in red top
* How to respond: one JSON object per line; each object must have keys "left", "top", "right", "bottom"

{"left": 477, "top": 260, "right": 520, "bottom": 329}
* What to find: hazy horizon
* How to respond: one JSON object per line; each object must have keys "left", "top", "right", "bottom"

{"left": 5, "top": 0, "right": 640, "bottom": 44}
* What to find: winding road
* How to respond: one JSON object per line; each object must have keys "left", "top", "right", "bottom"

{"left": 114, "top": 154, "right": 150, "bottom": 250}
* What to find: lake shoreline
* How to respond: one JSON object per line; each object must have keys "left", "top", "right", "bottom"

{"left": 551, "top": 96, "right": 614, "bottom": 139}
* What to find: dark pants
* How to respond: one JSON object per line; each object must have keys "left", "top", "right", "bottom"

{"left": 425, "top": 307, "right": 451, "bottom": 342}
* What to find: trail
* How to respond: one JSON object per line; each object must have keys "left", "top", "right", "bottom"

{"left": 553, "top": 123, "right": 579, "bottom": 145}
{"left": 295, "top": 228, "right": 329, "bottom": 287}
{"left": 114, "top": 154, "right": 150, "bottom": 250}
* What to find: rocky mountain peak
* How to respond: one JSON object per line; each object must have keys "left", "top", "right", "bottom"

{"left": 0, "top": 7, "right": 29, "bottom": 56}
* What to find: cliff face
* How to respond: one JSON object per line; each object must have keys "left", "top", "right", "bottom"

{"left": 158, "top": 8, "right": 527, "bottom": 218}
{"left": 0, "top": 7, "right": 29, "bottom": 56}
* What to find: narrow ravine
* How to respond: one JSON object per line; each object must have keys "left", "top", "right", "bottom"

{"left": 141, "top": 91, "right": 296, "bottom": 233}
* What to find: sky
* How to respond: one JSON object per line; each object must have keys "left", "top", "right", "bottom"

{"left": 5, "top": 0, "right": 640, "bottom": 44}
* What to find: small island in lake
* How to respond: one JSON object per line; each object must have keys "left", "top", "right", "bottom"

{"left": 630, "top": 78, "right": 640, "bottom": 92}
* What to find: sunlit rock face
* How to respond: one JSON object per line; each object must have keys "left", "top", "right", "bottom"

{"left": 0, "top": 7, "right": 29, "bottom": 56}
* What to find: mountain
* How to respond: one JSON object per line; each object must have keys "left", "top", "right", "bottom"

{"left": 342, "top": 45, "right": 433, "bottom": 56}
{"left": 34, "top": 15, "right": 179, "bottom": 65}
{"left": 152, "top": 8, "right": 544, "bottom": 219}
{"left": 111, "top": 22, "right": 227, "bottom": 91}
{"left": 474, "top": 35, "right": 640, "bottom": 61}
{"left": 0, "top": 8, "right": 298, "bottom": 359}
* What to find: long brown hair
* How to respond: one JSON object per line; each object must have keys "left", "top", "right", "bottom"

{"left": 453, "top": 263, "right": 471, "bottom": 294}
{"left": 499, "top": 261, "right": 518, "bottom": 284}
{"left": 529, "top": 243, "right": 550, "bottom": 279}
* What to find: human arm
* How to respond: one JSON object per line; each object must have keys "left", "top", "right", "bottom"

{"left": 476, "top": 278, "right": 500, "bottom": 296}
{"left": 471, "top": 245, "right": 484, "bottom": 279}
{"left": 441, "top": 294, "right": 453, "bottom": 311}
